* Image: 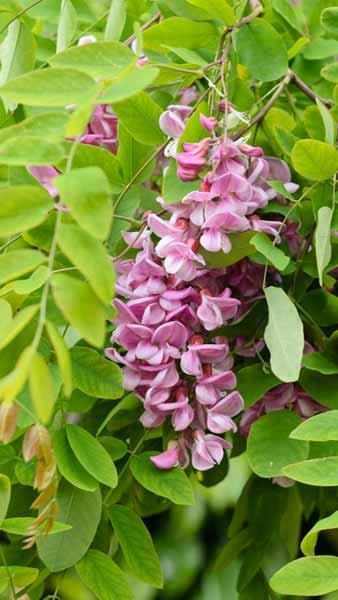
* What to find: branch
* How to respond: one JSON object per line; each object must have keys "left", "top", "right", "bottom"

{"left": 289, "top": 70, "right": 333, "bottom": 108}
{"left": 232, "top": 72, "right": 291, "bottom": 140}
{"left": 226, "top": 4, "right": 263, "bottom": 33}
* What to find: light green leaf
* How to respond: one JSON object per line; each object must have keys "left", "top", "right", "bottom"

{"left": 283, "top": 456, "right": 338, "bottom": 486}
{"left": 2, "top": 517, "right": 71, "bottom": 536}
{"left": 264, "top": 286, "right": 304, "bottom": 382}
{"left": 287, "top": 37, "right": 309, "bottom": 60}
{"left": 0, "top": 135, "right": 65, "bottom": 166}
{"left": 29, "top": 353, "right": 57, "bottom": 424}
{"left": 66, "top": 425, "right": 117, "bottom": 488}
{"left": 45, "top": 320, "right": 72, "bottom": 398}
{"left": 143, "top": 17, "right": 218, "bottom": 52}
{"left": 315, "top": 206, "right": 333, "bottom": 285}
{"left": 321, "top": 62, "right": 338, "bottom": 83}
{"left": 0, "top": 300, "right": 12, "bottom": 337}
{"left": 57, "top": 224, "right": 115, "bottom": 304}
{"left": 267, "top": 180, "right": 297, "bottom": 202}
{"left": 0, "top": 475, "right": 11, "bottom": 525}
{"left": 270, "top": 556, "right": 338, "bottom": 596}
{"left": 105, "top": 0, "right": 127, "bottom": 41}
{"left": 0, "top": 566, "right": 38, "bottom": 589}
{"left": 51, "top": 273, "right": 106, "bottom": 348}
{"left": 66, "top": 101, "right": 94, "bottom": 137}
{"left": 0, "top": 68, "right": 98, "bottom": 107}
{"left": 130, "top": 452, "right": 194, "bottom": 505}
{"left": 50, "top": 41, "right": 134, "bottom": 79}
{"left": 302, "top": 352, "right": 338, "bottom": 375}
{"left": 303, "top": 38, "right": 338, "bottom": 60}
{"left": 0, "top": 345, "right": 35, "bottom": 404}
{"left": 99, "top": 437, "right": 127, "bottom": 461}
{"left": 162, "top": 159, "right": 197, "bottom": 204}
{"left": 56, "top": 0, "right": 77, "bottom": 54}
{"left": 235, "top": 18, "right": 288, "bottom": 81}
{"left": 163, "top": 46, "right": 207, "bottom": 67}
{"left": 65, "top": 141, "right": 123, "bottom": 193}
{"left": 0, "top": 21, "right": 35, "bottom": 89}
{"left": 53, "top": 428, "right": 98, "bottom": 491}
{"left": 0, "top": 249, "right": 45, "bottom": 286}
{"left": 272, "top": 0, "right": 303, "bottom": 33}
{"left": 11, "top": 265, "right": 49, "bottom": 295}
{"left": 109, "top": 504, "right": 163, "bottom": 587}
{"left": 54, "top": 167, "right": 112, "bottom": 240}
{"left": 212, "top": 528, "right": 251, "bottom": 572}
{"left": 247, "top": 411, "right": 309, "bottom": 477}
{"left": 290, "top": 410, "right": 338, "bottom": 441}
{"left": 251, "top": 232, "right": 290, "bottom": 271}
{"left": 70, "top": 346, "right": 123, "bottom": 399}
{"left": 301, "top": 511, "right": 338, "bottom": 556}
{"left": 37, "top": 480, "right": 102, "bottom": 572}
{"left": 321, "top": 7, "right": 338, "bottom": 35}
{"left": 109, "top": 186, "right": 141, "bottom": 247}
{"left": 0, "top": 186, "right": 53, "bottom": 236}
{"left": 202, "top": 232, "right": 256, "bottom": 268}
{"left": 112, "top": 91, "right": 165, "bottom": 146}
{"left": 76, "top": 549, "right": 133, "bottom": 600}
{"left": 187, "top": 0, "right": 235, "bottom": 25}
{"left": 100, "top": 67, "right": 160, "bottom": 103}
{"left": 316, "top": 99, "right": 336, "bottom": 145}
{"left": 0, "top": 112, "right": 68, "bottom": 145}
{"left": 0, "top": 305, "right": 39, "bottom": 351}
{"left": 236, "top": 364, "right": 280, "bottom": 408}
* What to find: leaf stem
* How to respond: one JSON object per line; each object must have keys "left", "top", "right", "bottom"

{"left": 0, "top": 0, "right": 45, "bottom": 35}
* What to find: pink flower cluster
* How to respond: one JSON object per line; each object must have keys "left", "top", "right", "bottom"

{"left": 240, "top": 383, "right": 326, "bottom": 436}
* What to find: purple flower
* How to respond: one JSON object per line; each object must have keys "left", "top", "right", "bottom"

{"left": 195, "top": 371, "right": 237, "bottom": 405}
{"left": 159, "top": 105, "right": 192, "bottom": 138}
{"left": 206, "top": 391, "right": 244, "bottom": 434}
{"left": 176, "top": 138, "right": 210, "bottom": 181}
{"left": 200, "top": 113, "right": 218, "bottom": 132}
{"left": 197, "top": 289, "right": 240, "bottom": 330}
{"left": 191, "top": 430, "right": 231, "bottom": 471}
{"left": 28, "top": 166, "right": 59, "bottom": 197}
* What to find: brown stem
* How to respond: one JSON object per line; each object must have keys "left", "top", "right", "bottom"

{"left": 227, "top": 4, "right": 263, "bottom": 32}
{"left": 289, "top": 70, "right": 333, "bottom": 108}
{"left": 232, "top": 72, "right": 291, "bottom": 140}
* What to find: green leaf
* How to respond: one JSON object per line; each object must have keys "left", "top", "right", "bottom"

{"left": 0, "top": 186, "right": 53, "bottom": 236}
{"left": 57, "top": 224, "right": 115, "bottom": 304}
{"left": 0, "top": 566, "right": 38, "bottom": 589}
{"left": 105, "top": 0, "right": 127, "bottom": 41}
{"left": 112, "top": 92, "right": 165, "bottom": 146}
{"left": 99, "top": 437, "right": 127, "bottom": 461}
{"left": 247, "top": 411, "right": 309, "bottom": 477}
{"left": 53, "top": 428, "right": 98, "bottom": 491}
{"left": 264, "top": 286, "right": 304, "bottom": 382}
{"left": 0, "top": 135, "right": 65, "bottom": 166}
{"left": 303, "top": 352, "right": 338, "bottom": 375}
{"left": 251, "top": 232, "right": 290, "bottom": 271}
{"left": 0, "top": 68, "right": 98, "bottom": 107}
{"left": 316, "top": 98, "right": 336, "bottom": 145}
{"left": 11, "top": 265, "right": 49, "bottom": 295}
{"left": 70, "top": 346, "right": 123, "bottom": 399}
{"left": 301, "top": 511, "right": 338, "bottom": 556}
{"left": 212, "top": 528, "right": 251, "bottom": 571}
{"left": 65, "top": 141, "right": 123, "bottom": 193}
{"left": 37, "top": 480, "right": 102, "bottom": 572}
{"left": 270, "top": 556, "right": 338, "bottom": 596}
{"left": 272, "top": 0, "right": 304, "bottom": 33}
{"left": 303, "top": 38, "right": 338, "bottom": 60}
{"left": 162, "top": 159, "right": 197, "bottom": 204}
{"left": 2, "top": 517, "right": 71, "bottom": 536}
{"left": 0, "top": 22, "right": 35, "bottom": 90}
{"left": 50, "top": 41, "right": 134, "bottom": 79}
{"left": 292, "top": 139, "right": 338, "bottom": 181}
{"left": 143, "top": 17, "right": 218, "bottom": 52}
{"left": 54, "top": 167, "right": 112, "bottom": 240}
{"left": 283, "top": 456, "right": 338, "bottom": 486}
{"left": 187, "top": 0, "right": 235, "bottom": 25}
{"left": 130, "top": 452, "right": 194, "bottom": 505}
{"left": 301, "top": 289, "right": 338, "bottom": 326}
{"left": 0, "top": 249, "right": 45, "bottom": 285}
{"left": 235, "top": 18, "right": 288, "bottom": 82}
{"left": 109, "top": 504, "right": 163, "bottom": 587}
{"left": 100, "top": 66, "right": 160, "bottom": 104}
{"left": 321, "top": 7, "right": 338, "bottom": 35}
{"left": 29, "top": 353, "right": 57, "bottom": 424}
{"left": 321, "top": 62, "right": 338, "bottom": 83}
{"left": 315, "top": 206, "right": 333, "bottom": 285}
{"left": 236, "top": 364, "right": 280, "bottom": 408}
{"left": 0, "top": 305, "right": 39, "bottom": 351}
{"left": 287, "top": 37, "right": 310, "bottom": 60}
{"left": 0, "top": 112, "right": 68, "bottom": 145}
{"left": 66, "top": 425, "right": 117, "bottom": 488}
{"left": 45, "top": 320, "right": 72, "bottom": 398}
{"left": 0, "top": 300, "right": 12, "bottom": 337}
{"left": 0, "top": 474, "right": 10, "bottom": 526}
{"left": 202, "top": 232, "right": 256, "bottom": 267}
{"left": 56, "top": 0, "right": 77, "bottom": 54}
{"left": 267, "top": 180, "right": 297, "bottom": 202}
{"left": 51, "top": 274, "right": 106, "bottom": 348}
{"left": 76, "top": 549, "right": 133, "bottom": 600}
{"left": 291, "top": 410, "right": 338, "bottom": 442}
{"left": 300, "top": 369, "right": 338, "bottom": 409}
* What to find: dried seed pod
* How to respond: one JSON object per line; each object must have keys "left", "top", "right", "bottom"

{"left": 0, "top": 402, "right": 19, "bottom": 443}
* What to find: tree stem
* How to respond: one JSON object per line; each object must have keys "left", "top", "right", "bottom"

{"left": 289, "top": 70, "right": 333, "bottom": 108}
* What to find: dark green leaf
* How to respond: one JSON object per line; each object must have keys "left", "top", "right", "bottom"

{"left": 71, "top": 346, "right": 123, "bottom": 399}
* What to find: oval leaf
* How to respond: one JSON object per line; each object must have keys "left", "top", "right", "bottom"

{"left": 71, "top": 346, "right": 123, "bottom": 399}
{"left": 53, "top": 428, "right": 98, "bottom": 491}
{"left": 76, "top": 549, "right": 133, "bottom": 600}
{"left": 66, "top": 425, "right": 117, "bottom": 488}
{"left": 270, "top": 556, "right": 338, "bottom": 596}
{"left": 292, "top": 139, "right": 338, "bottom": 181}
{"left": 283, "top": 456, "right": 338, "bottom": 486}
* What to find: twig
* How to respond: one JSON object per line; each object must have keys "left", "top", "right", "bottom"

{"left": 0, "top": 0, "right": 45, "bottom": 35}
{"left": 227, "top": 4, "right": 263, "bottom": 31}
{"left": 289, "top": 70, "right": 333, "bottom": 108}
{"left": 233, "top": 72, "right": 291, "bottom": 141}
{"left": 124, "top": 11, "right": 161, "bottom": 46}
